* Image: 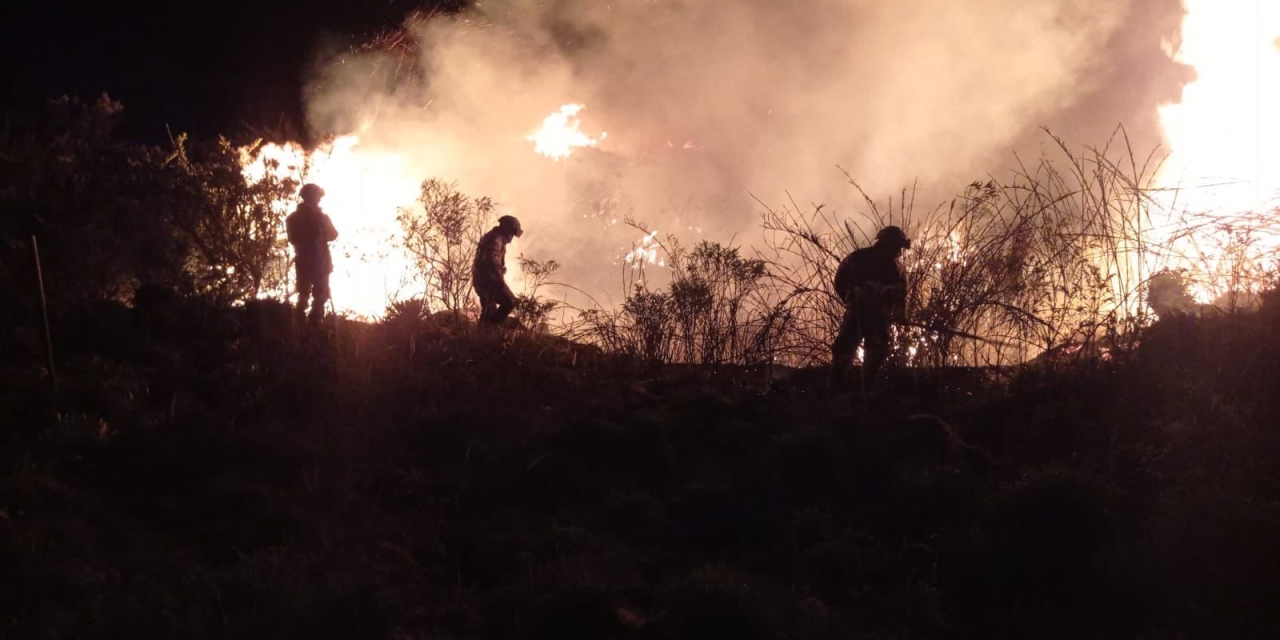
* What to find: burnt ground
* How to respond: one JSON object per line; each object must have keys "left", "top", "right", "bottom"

{"left": 2, "top": 298, "right": 1280, "bottom": 639}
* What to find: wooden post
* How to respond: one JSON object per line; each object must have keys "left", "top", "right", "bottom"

{"left": 32, "top": 235, "right": 58, "bottom": 407}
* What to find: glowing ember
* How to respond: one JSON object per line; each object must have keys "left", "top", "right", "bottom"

{"left": 240, "top": 136, "right": 423, "bottom": 318}
{"left": 1156, "top": 1, "right": 1280, "bottom": 303}
{"left": 527, "top": 104, "right": 606, "bottom": 160}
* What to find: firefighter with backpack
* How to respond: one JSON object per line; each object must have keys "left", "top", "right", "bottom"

{"left": 830, "top": 225, "right": 911, "bottom": 385}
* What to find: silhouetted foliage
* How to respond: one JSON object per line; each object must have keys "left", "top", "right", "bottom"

{"left": 397, "top": 178, "right": 493, "bottom": 316}
{"left": 568, "top": 228, "right": 784, "bottom": 365}
{"left": 0, "top": 95, "right": 296, "bottom": 312}
{"left": 6, "top": 98, "right": 1280, "bottom": 640}
{"left": 170, "top": 136, "right": 297, "bottom": 302}
{"left": 514, "top": 254, "right": 561, "bottom": 333}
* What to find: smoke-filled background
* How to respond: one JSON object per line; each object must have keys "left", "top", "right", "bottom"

{"left": 291, "top": 0, "right": 1193, "bottom": 312}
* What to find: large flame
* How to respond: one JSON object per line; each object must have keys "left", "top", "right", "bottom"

{"left": 241, "top": 135, "right": 423, "bottom": 318}
{"left": 237, "top": 104, "right": 613, "bottom": 317}
{"left": 1156, "top": 0, "right": 1280, "bottom": 303}
{"left": 527, "top": 104, "right": 607, "bottom": 160}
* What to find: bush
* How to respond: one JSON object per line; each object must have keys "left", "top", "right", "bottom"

{"left": 0, "top": 96, "right": 296, "bottom": 309}
{"left": 514, "top": 255, "right": 562, "bottom": 333}
{"left": 397, "top": 179, "right": 493, "bottom": 316}
{"left": 569, "top": 229, "right": 785, "bottom": 365}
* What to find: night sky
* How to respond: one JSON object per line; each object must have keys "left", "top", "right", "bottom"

{"left": 2, "top": 1, "right": 464, "bottom": 141}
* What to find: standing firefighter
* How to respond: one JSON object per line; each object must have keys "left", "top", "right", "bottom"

{"left": 473, "top": 215, "right": 523, "bottom": 326}
{"left": 831, "top": 225, "right": 911, "bottom": 384}
{"left": 286, "top": 183, "right": 339, "bottom": 324}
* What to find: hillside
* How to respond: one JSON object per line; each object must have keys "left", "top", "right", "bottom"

{"left": 2, "top": 297, "right": 1279, "bottom": 639}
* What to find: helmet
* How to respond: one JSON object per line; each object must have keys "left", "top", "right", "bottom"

{"left": 875, "top": 225, "right": 911, "bottom": 249}
{"left": 299, "top": 183, "right": 325, "bottom": 203}
{"left": 498, "top": 215, "right": 524, "bottom": 238}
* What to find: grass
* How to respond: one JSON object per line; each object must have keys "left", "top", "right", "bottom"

{"left": 2, "top": 291, "right": 1279, "bottom": 639}
{"left": 5, "top": 112, "right": 1279, "bottom": 637}
{"left": 561, "top": 130, "right": 1278, "bottom": 369}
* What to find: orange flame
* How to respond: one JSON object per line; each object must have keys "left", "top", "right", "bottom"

{"left": 1156, "top": 0, "right": 1280, "bottom": 304}
{"left": 240, "top": 136, "right": 424, "bottom": 318}
{"left": 527, "top": 104, "right": 607, "bottom": 160}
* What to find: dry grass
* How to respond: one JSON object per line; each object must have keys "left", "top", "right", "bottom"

{"left": 566, "top": 130, "right": 1280, "bottom": 367}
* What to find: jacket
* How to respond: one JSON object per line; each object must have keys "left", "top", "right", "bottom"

{"left": 833, "top": 244, "right": 906, "bottom": 315}
{"left": 286, "top": 203, "right": 339, "bottom": 274}
{"left": 473, "top": 227, "right": 509, "bottom": 285}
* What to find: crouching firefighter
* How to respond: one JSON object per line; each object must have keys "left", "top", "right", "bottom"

{"left": 830, "top": 225, "right": 911, "bottom": 385}
{"left": 286, "top": 183, "right": 339, "bottom": 324}
{"left": 473, "top": 215, "right": 524, "bottom": 326}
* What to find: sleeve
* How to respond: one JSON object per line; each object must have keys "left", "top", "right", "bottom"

{"left": 490, "top": 237, "right": 506, "bottom": 276}
{"left": 474, "top": 233, "right": 501, "bottom": 279}
{"left": 323, "top": 215, "right": 338, "bottom": 242}
{"left": 285, "top": 214, "right": 299, "bottom": 246}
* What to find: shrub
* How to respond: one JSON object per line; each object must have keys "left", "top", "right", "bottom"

{"left": 568, "top": 224, "right": 786, "bottom": 365}
{"left": 0, "top": 96, "right": 296, "bottom": 309}
{"left": 513, "top": 255, "right": 561, "bottom": 333}
{"left": 397, "top": 178, "right": 494, "bottom": 316}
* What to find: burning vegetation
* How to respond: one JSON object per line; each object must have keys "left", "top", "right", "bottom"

{"left": 223, "top": 121, "right": 1280, "bottom": 368}
{"left": 4, "top": 3, "right": 1280, "bottom": 639}
{"left": 204, "top": 1, "right": 1279, "bottom": 367}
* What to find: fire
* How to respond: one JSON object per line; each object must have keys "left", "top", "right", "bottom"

{"left": 236, "top": 103, "right": 617, "bottom": 318}
{"left": 241, "top": 136, "right": 423, "bottom": 318}
{"left": 1156, "top": 0, "right": 1280, "bottom": 304}
{"left": 527, "top": 104, "right": 607, "bottom": 160}
{"left": 624, "top": 229, "right": 663, "bottom": 268}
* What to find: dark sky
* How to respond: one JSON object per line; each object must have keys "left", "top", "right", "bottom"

{"left": 2, "top": 1, "right": 464, "bottom": 141}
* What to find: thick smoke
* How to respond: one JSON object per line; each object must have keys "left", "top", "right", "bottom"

{"left": 302, "top": 0, "right": 1188, "bottom": 306}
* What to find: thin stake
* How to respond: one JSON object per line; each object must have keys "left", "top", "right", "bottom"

{"left": 32, "top": 235, "right": 58, "bottom": 406}
{"left": 328, "top": 295, "right": 341, "bottom": 380}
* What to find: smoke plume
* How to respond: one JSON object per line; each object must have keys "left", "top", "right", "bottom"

{"left": 301, "top": 0, "right": 1189, "bottom": 306}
